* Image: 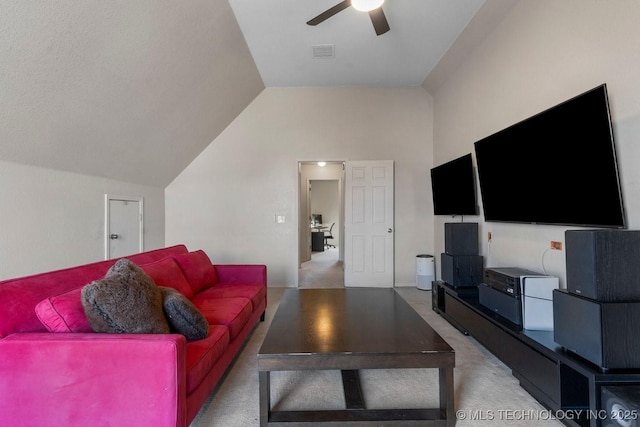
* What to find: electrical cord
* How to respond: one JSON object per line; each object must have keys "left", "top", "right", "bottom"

{"left": 540, "top": 248, "right": 552, "bottom": 274}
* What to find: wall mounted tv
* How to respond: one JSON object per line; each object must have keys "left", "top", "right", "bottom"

{"left": 430, "top": 153, "right": 478, "bottom": 216}
{"left": 474, "top": 84, "right": 625, "bottom": 228}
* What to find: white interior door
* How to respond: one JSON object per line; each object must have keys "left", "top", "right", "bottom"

{"left": 344, "top": 160, "right": 394, "bottom": 287}
{"left": 105, "top": 194, "right": 144, "bottom": 259}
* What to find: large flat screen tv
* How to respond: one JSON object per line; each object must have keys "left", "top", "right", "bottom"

{"left": 474, "top": 84, "right": 625, "bottom": 228}
{"left": 430, "top": 153, "right": 478, "bottom": 216}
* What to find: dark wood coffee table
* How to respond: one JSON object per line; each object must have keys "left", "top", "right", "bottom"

{"left": 258, "top": 288, "right": 455, "bottom": 426}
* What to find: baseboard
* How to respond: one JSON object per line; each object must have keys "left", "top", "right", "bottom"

{"left": 394, "top": 282, "right": 418, "bottom": 288}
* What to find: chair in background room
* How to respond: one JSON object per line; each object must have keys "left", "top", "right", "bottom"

{"left": 324, "top": 222, "right": 336, "bottom": 249}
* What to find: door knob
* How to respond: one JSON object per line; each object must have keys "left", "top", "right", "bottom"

{"left": 110, "top": 234, "right": 119, "bottom": 240}
{"left": 388, "top": 228, "right": 393, "bottom": 233}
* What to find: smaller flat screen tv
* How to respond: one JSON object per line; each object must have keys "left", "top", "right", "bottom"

{"left": 473, "top": 84, "right": 625, "bottom": 228}
{"left": 430, "top": 153, "right": 478, "bottom": 216}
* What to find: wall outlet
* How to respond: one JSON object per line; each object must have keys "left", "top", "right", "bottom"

{"left": 550, "top": 241, "right": 562, "bottom": 250}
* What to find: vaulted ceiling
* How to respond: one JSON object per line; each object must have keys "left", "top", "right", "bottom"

{"left": 229, "top": 0, "right": 484, "bottom": 87}
{"left": 1, "top": 0, "right": 513, "bottom": 188}
{"left": 1, "top": 0, "right": 263, "bottom": 187}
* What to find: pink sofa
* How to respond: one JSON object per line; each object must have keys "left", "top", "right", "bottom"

{"left": 0, "top": 245, "right": 267, "bottom": 426}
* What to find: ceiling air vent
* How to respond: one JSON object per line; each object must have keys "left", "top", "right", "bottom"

{"left": 312, "top": 44, "right": 335, "bottom": 59}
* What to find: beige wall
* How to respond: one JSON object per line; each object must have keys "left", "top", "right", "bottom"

{"left": 166, "top": 86, "right": 434, "bottom": 286}
{"left": 0, "top": 160, "right": 165, "bottom": 280}
{"left": 427, "top": 0, "right": 640, "bottom": 286}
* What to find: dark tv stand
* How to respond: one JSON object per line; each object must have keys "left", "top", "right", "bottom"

{"left": 432, "top": 280, "right": 640, "bottom": 427}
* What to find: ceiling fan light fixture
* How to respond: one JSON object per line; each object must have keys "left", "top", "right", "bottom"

{"left": 351, "top": 0, "right": 384, "bottom": 12}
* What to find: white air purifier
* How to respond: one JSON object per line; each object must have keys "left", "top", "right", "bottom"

{"left": 416, "top": 254, "right": 434, "bottom": 291}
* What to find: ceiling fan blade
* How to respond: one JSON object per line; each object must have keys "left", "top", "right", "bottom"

{"left": 307, "top": 0, "right": 351, "bottom": 26}
{"left": 369, "top": 7, "right": 390, "bottom": 35}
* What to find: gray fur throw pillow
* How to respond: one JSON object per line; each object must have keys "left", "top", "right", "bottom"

{"left": 81, "top": 258, "right": 170, "bottom": 334}
{"left": 159, "top": 287, "right": 209, "bottom": 341}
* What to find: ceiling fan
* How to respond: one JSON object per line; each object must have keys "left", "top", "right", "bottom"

{"left": 306, "top": 0, "right": 390, "bottom": 36}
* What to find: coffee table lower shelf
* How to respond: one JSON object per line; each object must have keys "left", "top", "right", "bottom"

{"left": 259, "top": 368, "right": 454, "bottom": 427}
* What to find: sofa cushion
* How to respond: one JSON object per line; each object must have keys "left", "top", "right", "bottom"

{"left": 159, "top": 287, "right": 208, "bottom": 341}
{"left": 172, "top": 250, "right": 218, "bottom": 294}
{"left": 194, "top": 297, "right": 253, "bottom": 339}
{"left": 191, "top": 283, "right": 266, "bottom": 313}
{"left": 185, "top": 325, "right": 230, "bottom": 393}
{"left": 140, "top": 257, "right": 194, "bottom": 299}
{"left": 81, "top": 259, "right": 170, "bottom": 334}
{"left": 34, "top": 287, "right": 92, "bottom": 333}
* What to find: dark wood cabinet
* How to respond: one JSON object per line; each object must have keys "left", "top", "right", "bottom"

{"left": 433, "top": 280, "right": 640, "bottom": 427}
{"left": 311, "top": 231, "right": 325, "bottom": 252}
{"left": 445, "top": 293, "right": 505, "bottom": 357}
{"left": 502, "top": 332, "right": 559, "bottom": 407}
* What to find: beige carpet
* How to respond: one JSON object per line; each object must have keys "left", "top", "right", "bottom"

{"left": 298, "top": 248, "right": 344, "bottom": 288}
{"left": 189, "top": 286, "right": 563, "bottom": 426}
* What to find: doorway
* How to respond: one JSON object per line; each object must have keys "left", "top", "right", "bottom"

{"left": 104, "top": 194, "right": 144, "bottom": 260}
{"left": 298, "top": 162, "right": 344, "bottom": 287}
{"left": 297, "top": 160, "right": 395, "bottom": 287}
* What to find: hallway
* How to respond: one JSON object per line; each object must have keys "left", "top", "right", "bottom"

{"left": 298, "top": 247, "right": 343, "bottom": 288}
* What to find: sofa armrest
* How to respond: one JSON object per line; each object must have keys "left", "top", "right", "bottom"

{"left": 0, "top": 333, "right": 187, "bottom": 427}
{"left": 214, "top": 264, "right": 267, "bottom": 285}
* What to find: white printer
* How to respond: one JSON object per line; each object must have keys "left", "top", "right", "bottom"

{"left": 521, "top": 276, "right": 559, "bottom": 331}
